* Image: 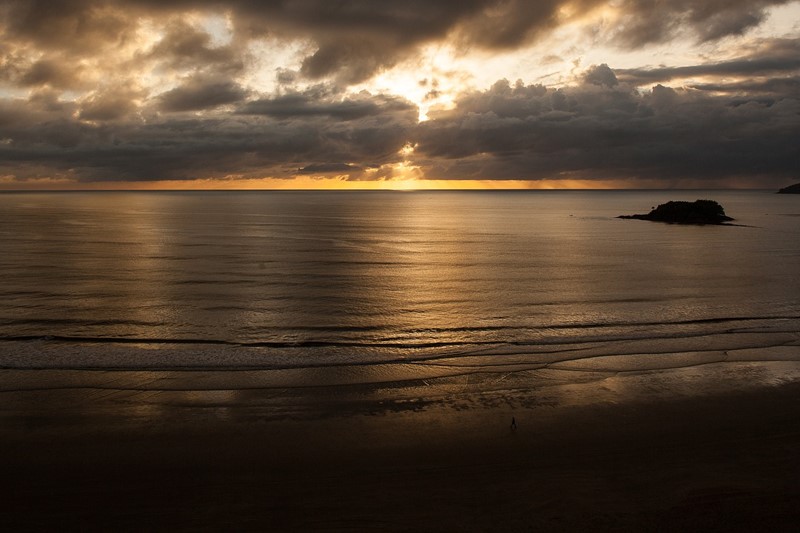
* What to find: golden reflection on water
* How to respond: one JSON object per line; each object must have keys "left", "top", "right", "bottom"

{"left": 2, "top": 191, "right": 798, "bottom": 407}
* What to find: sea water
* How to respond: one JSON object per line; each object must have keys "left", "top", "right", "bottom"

{"left": 1, "top": 190, "right": 799, "bottom": 388}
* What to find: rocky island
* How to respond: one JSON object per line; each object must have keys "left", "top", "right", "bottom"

{"left": 778, "top": 183, "right": 800, "bottom": 194}
{"left": 619, "top": 199, "right": 734, "bottom": 225}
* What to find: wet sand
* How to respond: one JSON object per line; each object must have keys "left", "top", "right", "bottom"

{"left": 2, "top": 363, "right": 800, "bottom": 531}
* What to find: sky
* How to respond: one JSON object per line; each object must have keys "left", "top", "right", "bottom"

{"left": 0, "top": 0, "right": 799, "bottom": 190}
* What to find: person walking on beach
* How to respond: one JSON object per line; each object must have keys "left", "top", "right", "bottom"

{"left": 510, "top": 416, "right": 517, "bottom": 430}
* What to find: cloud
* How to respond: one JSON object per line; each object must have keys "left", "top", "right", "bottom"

{"left": 230, "top": 1, "right": 488, "bottom": 83}
{"left": 1, "top": 1, "right": 792, "bottom": 89}
{"left": 7, "top": 2, "right": 790, "bottom": 86}
{"left": 158, "top": 76, "right": 249, "bottom": 112}
{"left": 0, "top": 87, "right": 417, "bottom": 182}
{"left": 689, "top": 77, "right": 800, "bottom": 99}
{"left": 19, "top": 58, "right": 84, "bottom": 89}
{"left": 239, "top": 88, "right": 416, "bottom": 121}
{"left": 2, "top": 0, "right": 133, "bottom": 55}
{"left": 297, "top": 163, "right": 363, "bottom": 175}
{"left": 454, "top": 0, "right": 597, "bottom": 50}
{"left": 79, "top": 85, "right": 146, "bottom": 121}
{"left": 0, "top": 52, "right": 87, "bottom": 91}
{"left": 583, "top": 63, "right": 619, "bottom": 87}
{"left": 146, "top": 20, "right": 243, "bottom": 73}
{"left": 414, "top": 70, "right": 800, "bottom": 184}
{"left": 1, "top": 1, "right": 478, "bottom": 87}
{"left": 616, "top": 38, "right": 800, "bottom": 85}
{"left": 610, "top": 0, "right": 792, "bottom": 48}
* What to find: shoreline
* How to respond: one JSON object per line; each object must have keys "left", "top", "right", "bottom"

{"left": 3, "top": 361, "right": 800, "bottom": 531}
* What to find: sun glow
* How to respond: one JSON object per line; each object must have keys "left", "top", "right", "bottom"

{"left": 359, "top": 45, "right": 468, "bottom": 121}
{"left": 0, "top": 174, "right": 661, "bottom": 191}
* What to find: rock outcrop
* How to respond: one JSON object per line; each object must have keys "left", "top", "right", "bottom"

{"left": 778, "top": 183, "right": 800, "bottom": 194}
{"left": 619, "top": 199, "right": 734, "bottom": 225}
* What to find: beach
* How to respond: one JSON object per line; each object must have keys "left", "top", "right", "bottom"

{"left": 3, "top": 359, "right": 800, "bottom": 532}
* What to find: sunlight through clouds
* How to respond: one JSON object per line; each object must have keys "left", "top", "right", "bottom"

{"left": 0, "top": 0, "right": 798, "bottom": 189}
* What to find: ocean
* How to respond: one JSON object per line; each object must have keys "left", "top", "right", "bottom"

{"left": 1, "top": 190, "right": 799, "bottom": 393}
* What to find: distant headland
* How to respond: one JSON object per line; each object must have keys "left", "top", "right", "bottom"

{"left": 619, "top": 199, "right": 734, "bottom": 225}
{"left": 777, "top": 183, "right": 800, "bottom": 194}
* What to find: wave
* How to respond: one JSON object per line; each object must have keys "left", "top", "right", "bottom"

{"left": 0, "top": 333, "right": 500, "bottom": 350}
{"left": 2, "top": 314, "right": 797, "bottom": 346}
{"left": 1, "top": 336, "right": 798, "bottom": 396}
{"left": 0, "top": 318, "right": 167, "bottom": 328}
{"left": 0, "top": 316, "right": 797, "bottom": 378}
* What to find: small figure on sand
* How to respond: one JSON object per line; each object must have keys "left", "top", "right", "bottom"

{"left": 510, "top": 416, "right": 517, "bottom": 430}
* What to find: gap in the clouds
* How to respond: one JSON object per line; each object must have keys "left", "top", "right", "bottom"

{"left": 353, "top": 44, "right": 469, "bottom": 122}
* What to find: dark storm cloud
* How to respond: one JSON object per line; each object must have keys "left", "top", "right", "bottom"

{"left": 19, "top": 58, "right": 84, "bottom": 89}
{"left": 689, "top": 77, "right": 800, "bottom": 99}
{"left": 297, "top": 163, "right": 363, "bottom": 175}
{"left": 239, "top": 89, "right": 416, "bottom": 121}
{"left": 158, "top": 77, "right": 248, "bottom": 112}
{"left": 414, "top": 72, "right": 800, "bottom": 184}
{"left": 583, "top": 64, "right": 619, "bottom": 87}
{"left": 454, "top": 0, "right": 602, "bottom": 50}
{"left": 611, "top": 0, "right": 792, "bottom": 47}
{"left": 617, "top": 39, "right": 800, "bottom": 85}
{"left": 228, "top": 0, "right": 488, "bottom": 83}
{"left": 146, "top": 20, "right": 243, "bottom": 72}
{"left": 0, "top": 52, "right": 86, "bottom": 91}
{"left": 0, "top": 88, "right": 417, "bottom": 181}
{"left": 28, "top": 88, "right": 74, "bottom": 114}
{"left": 285, "top": 0, "right": 606, "bottom": 82}
{"left": 2, "top": 0, "right": 133, "bottom": 54}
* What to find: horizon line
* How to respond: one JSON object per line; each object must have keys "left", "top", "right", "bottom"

{"left": 0, "top": 187, "right": 780, "bottom": 193}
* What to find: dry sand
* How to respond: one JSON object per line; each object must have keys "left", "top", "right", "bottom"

{"left": 2, "top": 362, "right": 800, "bottom": 531}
